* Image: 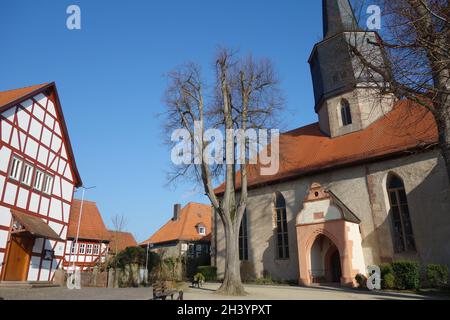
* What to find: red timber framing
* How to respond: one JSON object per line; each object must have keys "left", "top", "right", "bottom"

{"left": 0, "top": 83, "right": 82, "bottom": 282}
{"left": 64, "top": 240, "right": 109, "bottom": 271}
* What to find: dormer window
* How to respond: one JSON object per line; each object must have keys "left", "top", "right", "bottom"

{"left": 197, "top": 224, "right": 206, "bottom": 236}
{"left": 340, "top": 99, "right": 352, "bottom": 126}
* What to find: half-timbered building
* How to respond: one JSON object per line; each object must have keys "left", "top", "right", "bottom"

{"left": 64, "top": 199, "right": 110, "bottom": 271}
{"left": 0, "top": 83, "right": 82, "bottom": 283}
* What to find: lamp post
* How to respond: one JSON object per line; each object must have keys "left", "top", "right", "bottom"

{"left": 70, "top": 186, "right": 96, "bottom": 273}
{"left": 145, "top": 243, "right": 150, "bottom": 284}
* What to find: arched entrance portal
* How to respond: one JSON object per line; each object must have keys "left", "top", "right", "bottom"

{"left": 296, "top": 183, "right": 366, "bottom": 287}
{"left": 329, "top": 249, "right": 342, "bottom": 283}
{"left": 310, "top": 235, "right": 342, "bottom": 284}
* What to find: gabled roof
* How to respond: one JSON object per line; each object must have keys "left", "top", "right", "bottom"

{"left": 108, "top": 230, "right": 138, "bottom": 254}
{"left": 327, "top": 190, "right": 361, "bottom": 224}
{"left": 68, "top": 200, "right": 110, "bottom": 242}
{"left": 0, "top": 82, "right": 82, "bottom": 187}
{"left": 140, "top": 203, "right": 212, "bottom": 246}
{"left": 215, "top": 100, "right": 438, "bottom": 195}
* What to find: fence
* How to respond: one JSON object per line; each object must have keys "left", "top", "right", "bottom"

{"left": 57, "top": 265, "right": 148, "bottom": 288}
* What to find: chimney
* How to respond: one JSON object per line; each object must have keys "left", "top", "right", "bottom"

{"left": 173, "top": 204, "right": 181, "bottom": 221}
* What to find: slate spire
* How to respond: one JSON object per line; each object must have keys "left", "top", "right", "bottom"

{"left": 322, "top": 0, "right": 359, "bottom": 38}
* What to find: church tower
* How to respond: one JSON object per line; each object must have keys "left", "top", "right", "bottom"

{"left": 310, "top": 0, "right": 394, "bottom": 138}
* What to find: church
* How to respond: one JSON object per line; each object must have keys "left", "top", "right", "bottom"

{"left": 211, "top": 0, "right": 450, "bottom": 286}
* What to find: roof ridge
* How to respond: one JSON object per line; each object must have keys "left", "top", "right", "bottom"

{"left": 0, "top": 82, "right": 50, "bottom": 94}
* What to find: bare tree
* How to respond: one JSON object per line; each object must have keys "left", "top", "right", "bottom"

{"left": 110, "top": 214, "right": 127, "bottom": 266}
{"left": 350, "top": 0, "right": 450, "bottom": 181}
{"left": 163, "top": 48, "right": 283, "bottom": 295}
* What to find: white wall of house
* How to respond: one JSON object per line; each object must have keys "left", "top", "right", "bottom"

{"left": 0, "top": 90, "right": 77, "bottom": 281}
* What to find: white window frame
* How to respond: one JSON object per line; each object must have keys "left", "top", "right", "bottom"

{"left": 198, "top": 225, "right": 206, "bottom": 236}
{"left": 71, "top": 243, "right": 78, "bottom": 254}
{"left": 9, "top": 157, "right": 23, "bottom": 181}
{"left": 86, "top": 244, "right": 93, "bottom": 255}
{"left": 43, "top": 175, "right": 53, "bottom": 195}
{"left": 34, "top": 169, "right": 45, "bottom": 191}
{"left": 93, "top": 244, "right": 100, "bottom": 255}
{"left": 79, "top": 243, "right": 86, "bottom": 254}
{"left": 21, "top": 162, "right": 34, "bottom": 186}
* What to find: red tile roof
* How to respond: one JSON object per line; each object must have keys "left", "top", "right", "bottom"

{"left": 140, "top": 203, "right": 212, "bottom": 245}
{"left": 108, "top": 230, "right": 138, "bottom": 254}
{"left": 215, "top": 99, "right": 438, "bottom": 194}
{"left": 0, "top": 83, "right": 49, "bottom": 108}
{"left": 0, "top": 83, "right": 82, "bottom": 187}
{"left": 68, "top": 200, "right": 110, "bottom": 242}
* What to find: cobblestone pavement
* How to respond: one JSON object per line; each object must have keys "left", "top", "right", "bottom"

{"left": 0, "top": 283, "right": 448, "bottom": 300}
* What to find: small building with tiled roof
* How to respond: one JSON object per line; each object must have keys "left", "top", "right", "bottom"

{"left": 212, "top": 0, "right": 450, "bottom": 287}
{"left": 0, "top": 82, "right": 82, "bottom": 283}
{"left": 141, "top": 203, "right": 212, "bottom": 260}
{"left": 108, "top": 230, "right": 138, "bottom": 255}
{"left": 64, "top": 200, "right": 110, "bottom": 271}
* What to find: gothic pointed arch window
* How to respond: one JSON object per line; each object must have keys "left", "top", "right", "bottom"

{"left": 340, "top": 99, "right": 352, "bottom": 126}
{"left": 387, "top": 174, "right": 416, "bottom": 253}
{"left": 239, "top": 210, "right": 249, "bottom": 261}
{"left": 275, "top": 192, "right": 289, "bottom": 259}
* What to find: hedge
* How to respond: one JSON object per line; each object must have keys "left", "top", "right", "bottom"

{"left": 197, "top": 266, "right": 217, "bottom": 281}
{"left": 391, "top": 260, "right": 420, "bottom": 290}
{"left": 426, "top": 264, "right": 448, "bottom": 288}
{"left": 380, "top": 263, "right": 395, "bottom": 289}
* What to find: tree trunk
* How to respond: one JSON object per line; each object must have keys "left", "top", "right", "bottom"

{"left": 216, "top": 222, "right": 246, "bottom": 296}
{"left": 436, "top": 106, "right": 450, "bottom": 185}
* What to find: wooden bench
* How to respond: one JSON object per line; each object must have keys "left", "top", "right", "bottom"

{"left": 152, "top": 281, "right": 183, "bottom": 300}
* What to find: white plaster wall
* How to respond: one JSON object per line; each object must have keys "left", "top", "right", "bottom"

{"left": 297, "top": 199, "right": 342, "bottom": 225}
{"left": 0, "top": 230, "right": 8, "bottom": 249}
{"left": 39, "top": 260, "right": 51, "bottom": 281}
{"left": 0, "top": 145, "right": 12, "bottom": 172}
{"left": 33, "top": 238, "right": 44, "bottom": 253}
{"left": 0, "top": 205, "right": 12, "bottom": 227}
{"left": 28, "top": 256, "right": 41, "bottom": 281}
{"left": 346, "top": 222, "right": 366, "bottom": 274}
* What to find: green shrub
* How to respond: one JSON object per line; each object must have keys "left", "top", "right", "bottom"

{"left": 391, "top": 260, "right": 420, "bottom": 290}
{"left": 379, "top": 263, "right": 395, "bottom": 289}
{"left": 380, "top": 263, "right": 394, "bottom": 278}
{"left": 255, "top": 276, "right": 274, "bottom": 285}
{"left": 355, "top": 273, "right": 367, "bottom": 288}
{"left": 109, "top": 246, "right": 146, "bottom": 269}
{"left": 193, "top": 273, "right": 206, "bottom": 283}
{"left": 196, "top": 266, "right": 217, "bottom": 281}
{"left": 426, "top": 264, "right": 449, "bottom": 288}
{"left": 383, "top": 273, "right": 396, "bottom": 290}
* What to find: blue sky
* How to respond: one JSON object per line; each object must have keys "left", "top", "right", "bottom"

{"left": 0, "top": 1, "right": 369, "bottom": 242}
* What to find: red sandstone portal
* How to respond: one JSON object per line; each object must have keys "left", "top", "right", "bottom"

{"left": 296, "top": 220, "right": 357, "bottom": 286}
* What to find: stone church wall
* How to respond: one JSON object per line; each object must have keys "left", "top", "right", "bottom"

{"left": 213, "top": 150, "right": 450, "bottom": 282}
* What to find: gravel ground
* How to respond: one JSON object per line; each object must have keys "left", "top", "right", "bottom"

{"left": 182, "top": 282, "right": 449, "bottom": 300}
{"left": 0, "top": 287, "right": 154, "bottom": 300}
